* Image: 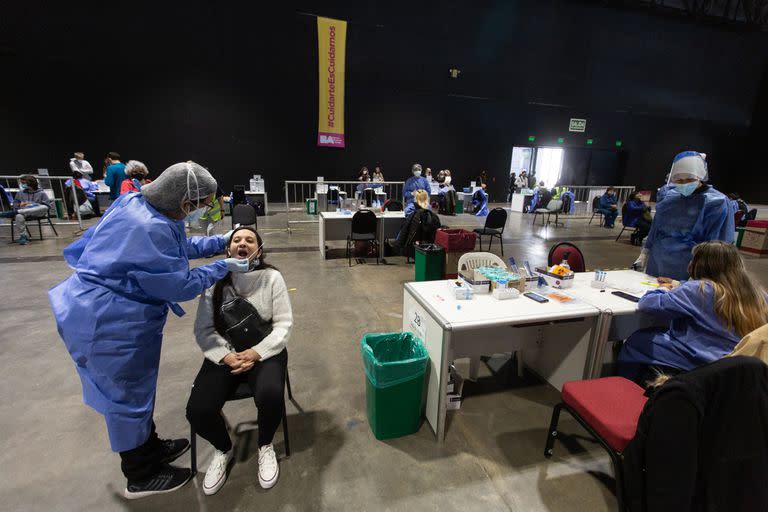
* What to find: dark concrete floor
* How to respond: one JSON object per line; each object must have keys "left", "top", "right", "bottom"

{"left": 2, "top": 205, "right": 767, "bottom": 512}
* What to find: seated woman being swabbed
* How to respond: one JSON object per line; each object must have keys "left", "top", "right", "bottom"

{"left": 186, "top": 226, "right": 293, "bottom": 495}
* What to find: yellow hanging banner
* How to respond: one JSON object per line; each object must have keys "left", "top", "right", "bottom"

{"left": 317, "top": 16, "right": 346, "bottom": 148}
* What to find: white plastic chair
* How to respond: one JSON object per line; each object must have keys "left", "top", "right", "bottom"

{"left": 457, "top": 252, "right": 524, "bottom": 381}
{"left": 458, "top": 252, "right": 506, "bottom": 273}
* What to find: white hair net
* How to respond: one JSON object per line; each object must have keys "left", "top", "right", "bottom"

{"left": 124, "top": 160, "right": 149, "bottom": 178}
{"left": 669, "top": 151, "right": 708, "bottom": 182}
{"left": 141, "top": 161, "right": 217, "bottom": 212}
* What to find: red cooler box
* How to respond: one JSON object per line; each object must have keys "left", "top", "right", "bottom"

{"left": 435, "top": 228, "right": 477, "bottom": 278}
{"left": 740, "top": 220, "right": 768, "bottom": 258}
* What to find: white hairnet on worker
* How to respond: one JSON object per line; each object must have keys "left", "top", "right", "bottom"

{"left": 142, "top": 161, "right": 217, "bottom": 212}
{"left": 668, "top": 151, "right": 708, "bottom": 183}
{"left": 125, "top": 160, "right": 149, "bottom": 178}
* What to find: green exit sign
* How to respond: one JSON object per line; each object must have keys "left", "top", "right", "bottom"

{"left": 586, "top": 138, "right": 594, "bottom": 145}
{"left": 615, "top": 140, "right": 623, "bottom": 147}
{"left": 528, "top": 135, "right": 536, "bottom": 142}
{"left": 557, "top": 137, "right": 565, "bottom": 144}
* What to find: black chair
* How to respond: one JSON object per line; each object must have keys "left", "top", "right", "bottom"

{"left": 327, "top": 188, "right": 341, "bottom": 211}
{"left": 232, "top": 203, "right": 257, "bottom": 229}
{"left": 547, "top": 242, "right": 586, "bottom": 272}
{"left": 232, "top": 185, "right": 247, "bottom": 206}
{"left": 588, "top": 196, "right": 604, "bottom": 226}
{"left": 10, "top": 208, "right": 58, "bottom": 242}
{"left": 532, "top": 199, "right": 564, "bottom": 227}
{"left": 190, "top": 360, "right": 295, "bottom": 474}
{"left": 473, "top": 207, "right": 507, "bottom": 255}
{"left": 347, "top": 210, "right": 379, "bottom": 266}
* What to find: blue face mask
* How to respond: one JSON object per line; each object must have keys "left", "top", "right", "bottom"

{"left": 19, "top": 183, "right": 28, "bottom": 191}
{"left": 676, "top": 181, "right": 699, "bottom": 197}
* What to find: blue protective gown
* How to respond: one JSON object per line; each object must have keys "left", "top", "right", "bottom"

{"left": 473, "top": 189, "right": 489, "bottom": 217}
{"left": 645, "top": 185, "right": 734, "bottom": 281}
{"left": 403, "top": 175, "right": 431, "bottom": 215}
{"left": 618, "top": 281, "right": 741, "bottom": 372}
{"left": 560, "top": 191, "right": 576, "bottom": 215}
{"left": 656, "top": 184, "right": 675, "bottom": 203}
{"left": 49, "top": 193, "right": 229, "bottom": 452}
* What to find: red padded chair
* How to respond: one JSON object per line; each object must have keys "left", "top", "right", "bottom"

{"left": 547, "top": 242, "right": 586, "bottom": 272}
{"left": 544, "top": 377, "right": 648, "bottom": 511}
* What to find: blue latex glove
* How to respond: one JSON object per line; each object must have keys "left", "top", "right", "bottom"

{"left": 223, "top": 229, "right": 235, "bottom": 241}
{"left": 223, "top": 258, "right": 249, "bottom": 273}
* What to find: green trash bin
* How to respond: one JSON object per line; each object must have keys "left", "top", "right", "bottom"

{"left": 54, "top": 198, "right": 65, "bottom": 219}
{"left": 414, "top": 243, "right": 445, "bottom": 282}
{"left": 736, "top": 226, "right": 745, "bottom": 248}
{"left": 361, "top": 332, "right": 429, "bottom": 440}
{"left": 305, "top": 198, "right": 317, "bottom": 215}
{"left": 455, "top": 200, "right": 464, "bottom": 214}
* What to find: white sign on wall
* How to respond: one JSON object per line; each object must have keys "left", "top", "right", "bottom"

{"left": 569, "top": 118, "right": 587, "bottom": 132}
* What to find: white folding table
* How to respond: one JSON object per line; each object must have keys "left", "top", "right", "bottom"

{"left": 402, "top": 280, "right": 602, "bottom": 441}
{"left": 319, "top": 210, "right": 405, "bottom": 261}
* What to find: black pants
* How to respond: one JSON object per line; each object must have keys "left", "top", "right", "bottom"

{"left": 186, "top": 350, "right": 286, "bottom": 452}
{"left": 635, "top": 218, "right": 651, "bottom": 241}
{"left": 119, "top": 421, "right": 164, "bottom": 481}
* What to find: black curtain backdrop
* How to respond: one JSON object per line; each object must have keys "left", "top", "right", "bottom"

{"left": 1, "top": 1, "right": 766, "bottom": 202}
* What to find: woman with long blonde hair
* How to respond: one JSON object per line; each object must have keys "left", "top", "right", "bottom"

{"left": 618, "top": 241, "right": 768, "bottom": 384}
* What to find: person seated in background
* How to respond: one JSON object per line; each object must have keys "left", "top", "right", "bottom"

{"left": 617, "top": 241, "right": 768, "bottom": 386}
{"left": 477, "top": 170, "right": 488, "bottom": 187}
{"left": 437, "top": 179, "right": 456, "bottom": 215}
{"left": 357, "top": 167, "right": 370, "bottom": 182}
{"left": 186, "top": 226, "right": 292, "bottom": 495}
{"left": 425, "top": 167, "right": 433, "bottom": 181}
{"left": 597, "top": 186, "right": 619, "bottom": 228}
{"left": 625, "top": 191, "right": 651, "bottom": 245}
{"left": 65, "top": 170, "right": 102, "bottom": 218}
{"left": 443, "top": 169, "right": 452, "bottom": 185}
{"left": 372, "top": 165, "right": 385, "bottom": 182}
{"left": 393, "top": 190, "right": 440, "bottom": 253}
{"left": 533, "top": 184, "right": 553, "bottom": 210}
{"left": 728, "top": 192, "right": 749, "bottom": 226}
{"left": 0, "top": 174, "right": 52, "bottom": 245}
{"left": 472, "top": 183, "right": 489, "bottom": 217}
{"left": 104, "top": 152, "right": 127, "bottom": 200}
{"left": 120, "top": 160, "right": 152, "bottom": 194}
{"left": 69, "top": 151, "right": 94, "bottom": 177}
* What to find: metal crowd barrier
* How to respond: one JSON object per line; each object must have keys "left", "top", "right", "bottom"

{"left": 283, "top": 180, "right": 405, "bottom": 213}
{"left": 0, "top": 173, "right": 90, "bottom": 232}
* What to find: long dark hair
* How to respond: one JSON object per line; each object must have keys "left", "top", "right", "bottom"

{"left": 212, "top": 226, "right": 278, "bottom": 337}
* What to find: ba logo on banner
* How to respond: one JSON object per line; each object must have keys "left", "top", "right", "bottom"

{"left": 318, "top": 133, "right": 345, "bottom": 147}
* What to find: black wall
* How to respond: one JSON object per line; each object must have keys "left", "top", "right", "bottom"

{"left": 2, "top": 1, "right": 766, "bottom": 202}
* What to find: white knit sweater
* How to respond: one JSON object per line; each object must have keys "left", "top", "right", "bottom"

{"left": 194, "top": 268, "right": 293, "bottom": 364}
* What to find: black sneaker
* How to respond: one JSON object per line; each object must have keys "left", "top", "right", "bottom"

{"left": 159, "top": 438, "right": 190, "bottom": 464}
{"left": 124, "top": 465, "right": 192, "bottom": 499}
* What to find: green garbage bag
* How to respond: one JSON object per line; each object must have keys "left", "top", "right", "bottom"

{"left": 361, "top": 332, "right": 429, "bottom": 440}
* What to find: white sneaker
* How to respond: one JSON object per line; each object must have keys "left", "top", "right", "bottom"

{"left": 258, "top": 444, "right": 279, "bottom": 489}
{"left": 203, "top": 449, "right": 233, "bottom": 496}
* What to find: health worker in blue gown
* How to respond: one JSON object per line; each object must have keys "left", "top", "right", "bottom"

{"left": 403, "top": 163, "right": 431, "bottom": 215}
{"left": 635, "top": 151, "right": 734, "bottom": 282}
{"left": 472, "top": 183, "right": 489, "bottom": 217}
{"left": 49, "top": 162, "right": 250, "bottom": 498}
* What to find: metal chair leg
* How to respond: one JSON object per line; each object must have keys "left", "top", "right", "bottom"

{"left": 609, "top": 449, "right": 626, "bottom": 512}
{"left": 190, "top": 426, "right": 197, "bottom": 474}
{"left": 282, "top": 403, "right": 291, "bottom": 457}
{"left": 615, "top": 226, "right": 626, "bottom": 242}
{"left": 48, "top": 216, "right": 58, "bottom": 236}
{"left": 286, "top": 370, "right": 294, "bottom": 401}
{"left": 544, "top": 402, "right": 564, "bottom": 458}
